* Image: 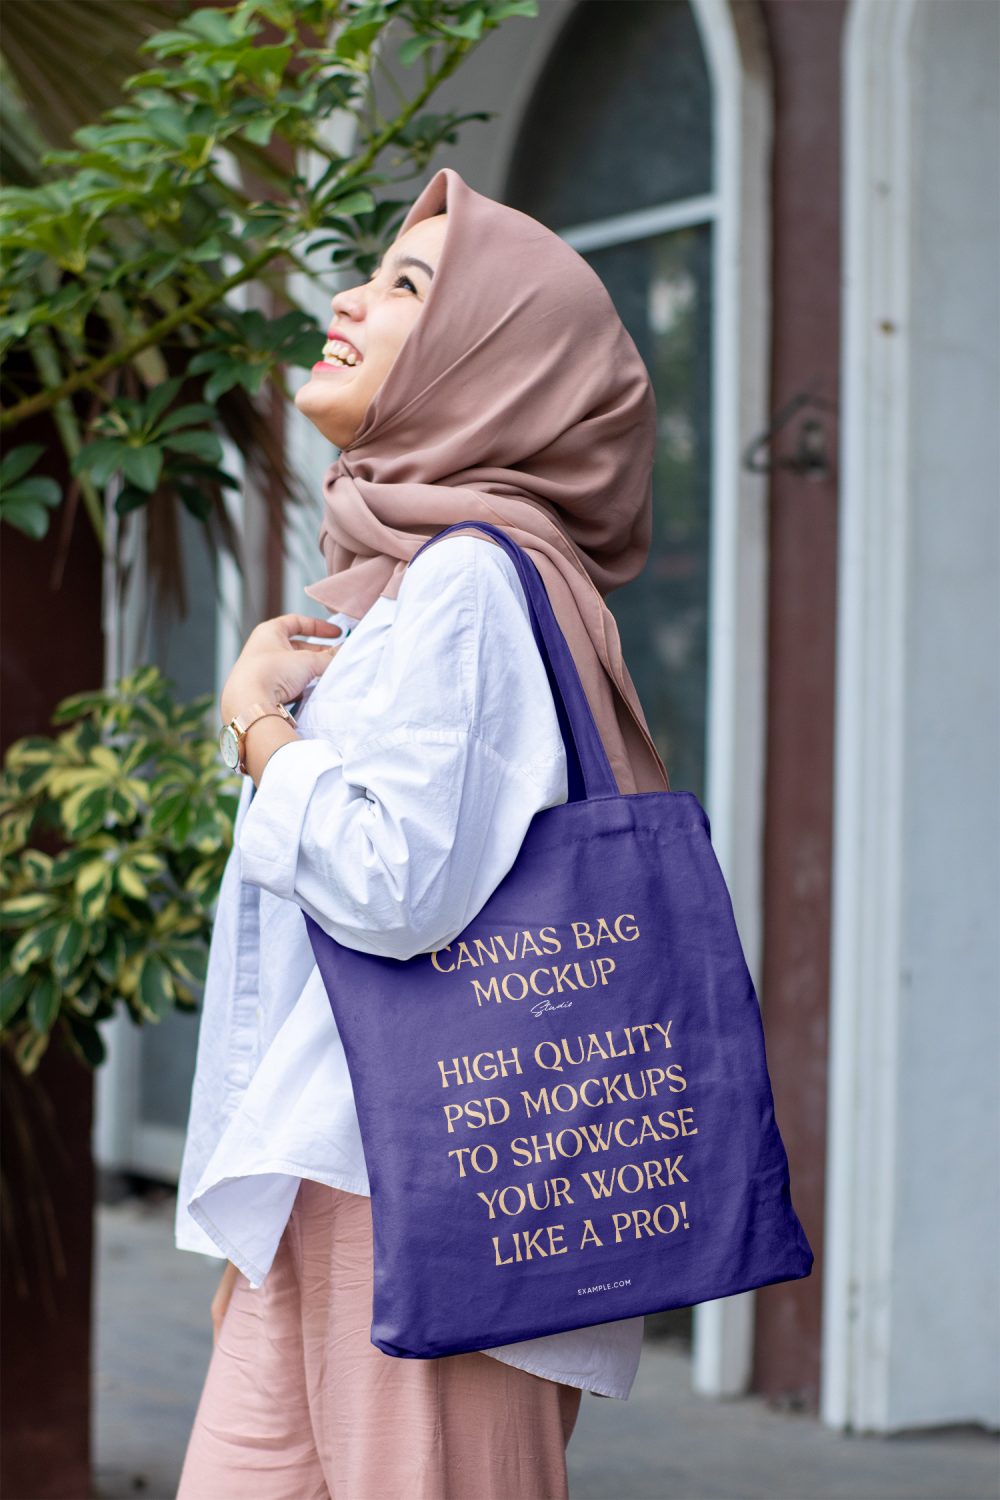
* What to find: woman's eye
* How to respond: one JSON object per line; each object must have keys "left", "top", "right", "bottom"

{"left": 363, "top": 268, "right": 418, "bottom": 293}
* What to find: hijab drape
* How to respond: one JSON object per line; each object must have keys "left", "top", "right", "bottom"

{"left": 303, "top": 166, "right": 670, "bottom": 795}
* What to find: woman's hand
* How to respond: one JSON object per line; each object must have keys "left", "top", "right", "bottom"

{"left": 220, "top": 613, "right": 344, "bottom": 725}
{"left": 211, "top": 1260, "right": 240, "bottom": 1344}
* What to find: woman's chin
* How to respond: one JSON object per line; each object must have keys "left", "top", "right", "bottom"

{"left": 295, "top": 380, "right": 357, "bottom": 447}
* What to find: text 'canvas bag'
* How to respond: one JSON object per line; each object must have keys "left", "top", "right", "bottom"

{"left": 304, "top": 520, "right": 814, "bottom": 1359}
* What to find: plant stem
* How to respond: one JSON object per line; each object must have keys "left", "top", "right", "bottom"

{"left": 1, "top": 248, "right": 275, "bottom": 431}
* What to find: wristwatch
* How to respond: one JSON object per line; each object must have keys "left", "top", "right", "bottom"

{"left": 219, "top": 701, "right": 297, "bottom": 774}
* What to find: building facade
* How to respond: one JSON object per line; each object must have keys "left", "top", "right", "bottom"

{"left": 95, "top": 0, "right": 999, "bottom": 1436}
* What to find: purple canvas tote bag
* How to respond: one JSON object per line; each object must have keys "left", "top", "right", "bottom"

{"left": 304, "top": 520, "right": 814, "bottom": 1359}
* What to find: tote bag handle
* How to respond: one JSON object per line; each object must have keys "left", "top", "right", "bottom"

{"left": 410, "top": 520, "right": 619, "bottom": 803}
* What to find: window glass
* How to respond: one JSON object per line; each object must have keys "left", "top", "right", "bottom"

{"left": 507, "top": 1, "right": 714, "bottom": 798}
{"left": 507, "top": 0, "right": 711, "bottom": 230}
{"left": 585, "top": 227, "right": 713, "bottom": 799}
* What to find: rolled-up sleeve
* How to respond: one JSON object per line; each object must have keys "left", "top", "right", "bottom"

{"left": 236, "top": 536, "right": 568, "bottom": 962}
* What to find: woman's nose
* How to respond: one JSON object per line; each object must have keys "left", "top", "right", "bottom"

{"left": 330, "top": 283, "right": 365, "bottom": 319}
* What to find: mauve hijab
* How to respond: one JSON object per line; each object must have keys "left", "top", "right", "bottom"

{"left": 303, "top": 166, "right": 670, "bottom": 795}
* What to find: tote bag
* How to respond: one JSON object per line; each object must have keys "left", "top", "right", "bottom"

{"left": 304, "top": 520, "right": 814, "bottom": 1359}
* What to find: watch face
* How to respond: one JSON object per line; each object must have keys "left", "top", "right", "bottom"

{"left": 219, "top": 723, "right": 241, "bottom": 771}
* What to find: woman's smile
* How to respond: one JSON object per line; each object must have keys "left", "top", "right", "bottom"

{"left": 312, "top": 343, "right": 361, "bottom": 375}
{"left": 315, "top": 331, "right": 363, "bottom": 371}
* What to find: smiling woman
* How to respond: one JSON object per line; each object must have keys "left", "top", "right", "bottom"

{"left": 175, "top": 165, "right": 672, "bottom": 1500}
{"left": 294, "top": 212, "right": 448, "bottom": 450}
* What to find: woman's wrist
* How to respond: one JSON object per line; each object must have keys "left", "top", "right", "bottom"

{"left": 240, "top": 713, "right": 301, "bottom": 789}
{"left": 220, "top": 679, "right": 303, "bottom": 787}
{"left": 220, "top": 678, "right": 278, "bottom": 728}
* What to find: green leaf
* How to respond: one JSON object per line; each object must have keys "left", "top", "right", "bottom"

{"left": 50, "top": 846, "right": 100, "bottom": 881}
{"left": 76, "top": 859, "right": 114, "bottom": 921}
{"left": 145, "top": 106, "right": 189, "bottom": 148}
{"left": 162, "top": 430, "right": 222, "bottom": 463}
{"left": 188, "top": 237, "right": 224, "bottom": 262}
{"left": 163, "top": 939, "right": 208, "bottom": 988}
{"left": 0, "top": 495, "right": 57, "bottom": 540}
{"left": 93, "top": 928, "right": 125, "bottom": 986}
{"left": 149, "top": 790, "right": 192, "bottom": 835}
{"left": 243, "top": 116, "right": 276, "bottom": 146}
{"left": 143, "top": 377, "right": 183, "bottom": 427}
{"left": 281, "top": 332, "right": 326, "bottom": 368}
{"left": 155, "top": 403, "right": 216, "bottom": 434}
{"left": 5, "top": 735, "right": 63, "bottom": 768}
{"left": 27, "top": 971, "right": 61, "bottom": 1033}
{"left": 114, "top": 486, "right": 152, "bottom": 518}
{"left": 68, "top": 977, "right": 102, "bottom": 1017}
{"left": 72, "top": 438, "right": 129, "bottom": 487}
{"left": 15, "top": 1027, "right": 49, "bottom": 1074}
{"left": 20, "top": 849, "right": 54, "bottom": 884}
{"left": 106, "top": 787, "right": 139, "bottom": 824}
{"left": 121, "top": 445, "right": 164, "bottom": 493}
{"left": 440, "top": 7, "right": 486, "bottom": 40}
{"left": 74, "top": 858, "right": 111, "bottom": 899}
{"left": 333, "top": 16, "right": 384, "bottom": 63}
{"left": 398, "top": 34, "right": 436, "bottom": 67}
{"left": 323, "top": 187, "right": 376, "bottom": 219}
{"left": 243, "top": 365, "right": 270, "bottom": 397}
{"left": 137, "top": 953, "right": 174, "bottom": 1020}
{"left": 86, "top": 922, "right": 108, "bottom": 955}
{"left": 0, "top": 972, "right": 31, "bottom": 1028}
{"left": 115, "top": 861, "right": 148, "bottom": 901}
{"left": 131, "top": 851, "right": 164, "bottom": 875}
{"left": 64, "top": 1016, "right": 106, "bottom": 1068}
{"left": 203, "top": 366, "right": 243, "bottom": 402}
{"left": 52, "top": 920, "right": 89, "bottom": 982}
{"left": 236, "top": 44, "right": 291, "bottom": 87}
{"left": 0, "top": 443, "right": 45, "bottom": 488}
{"left": 3, "top": 476, "right": 62, "bottom": 507}
{"left": 62, "top": 787, "right": 110, "bottom": 840}
{"left": 486, "top": 0, "right": 538, "bottom": 16}
{"left": 176, "top": 485, "right": 212, "bottom": 521}
{"left": 0, "top": 892, "right": 61, "bottom": 927}
{"left": 184, "top": 7, "right": 245, "bottom": 45}
{"left": 0, "top": 458, "right": 63, "bottom": 536}
{"left": 10, "top": 918, "right": 63, "bottom": 975}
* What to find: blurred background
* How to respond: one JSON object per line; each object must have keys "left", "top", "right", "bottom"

{"left": 1, "top": 0, "right": 997, "bottom": 1496}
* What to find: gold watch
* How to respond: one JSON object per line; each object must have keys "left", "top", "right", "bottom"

{"left": 219, "top": 701, "right": 297, "bottom": 775}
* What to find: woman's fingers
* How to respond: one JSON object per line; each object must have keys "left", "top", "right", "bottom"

{"left": 252, "top": 615, "right": 342, "bottom": 645}
{"left": 286, "top": 613, "right": 343, "bottom": 637}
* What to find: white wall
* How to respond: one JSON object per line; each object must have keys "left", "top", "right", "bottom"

{"left": 829, "top": 0, "right": 999, "bottom": 1434}
{"left": 891, "top": 0, "right": 1000, "bottom": 1430}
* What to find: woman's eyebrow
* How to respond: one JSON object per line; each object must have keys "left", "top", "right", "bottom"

{"left": 373, "top": 253, "right": 435, "bottom": 280}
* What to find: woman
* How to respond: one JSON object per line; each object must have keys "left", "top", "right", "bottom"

{"left": 175, "top": 166, "right": 670, "bottom": 1499}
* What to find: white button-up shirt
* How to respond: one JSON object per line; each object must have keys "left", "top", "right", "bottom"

{"left": 175, "top": 533, "right": 644, "bottom": 1399}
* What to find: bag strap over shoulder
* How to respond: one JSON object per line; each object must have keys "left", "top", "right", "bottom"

{"left": 410, "top": 521, "right": 619, "bottom": 803}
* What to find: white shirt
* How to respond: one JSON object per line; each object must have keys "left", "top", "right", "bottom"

{"left": 174, "top": 533, "right": 644, "bottom": 1399}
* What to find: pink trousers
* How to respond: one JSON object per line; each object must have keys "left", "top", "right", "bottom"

{"left": 177, "top": 1179, "right": 582, "bottom": 1500}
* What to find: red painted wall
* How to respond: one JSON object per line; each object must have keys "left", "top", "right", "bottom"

{"left": 754, "top": 0, "right": 846, "bottom": 1407}
{"left": 1, "top": 445, "right": 104, "bottom": 1498}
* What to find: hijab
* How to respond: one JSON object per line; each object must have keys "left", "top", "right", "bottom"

{"left": 303, "top": 166, "right": 670, "bottom": 795}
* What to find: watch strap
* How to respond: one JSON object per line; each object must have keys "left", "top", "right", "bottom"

{"left": 228, "top": 701, "right": 297, "bottom": 773}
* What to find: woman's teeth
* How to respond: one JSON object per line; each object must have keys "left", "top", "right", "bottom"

{"left": 322, "top": 338, "right": 360, "bottom": 366}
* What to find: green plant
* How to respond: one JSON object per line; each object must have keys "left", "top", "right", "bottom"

{"left": 0, "top": 0, "right": 538, "bottom": 554}
{"left": 0, "top": 0, "right": 540, "bottom": 1067}
{"left": 0, "top": 666, "right": 240, "bottom": 1075}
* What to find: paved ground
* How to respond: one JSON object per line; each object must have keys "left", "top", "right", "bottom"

{"left": 94, "top": 1193, "right": 998, "bottom": 1500}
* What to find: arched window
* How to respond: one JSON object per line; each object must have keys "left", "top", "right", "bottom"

{"left": 506, "top": 0, "right": 714, "bottom": 798}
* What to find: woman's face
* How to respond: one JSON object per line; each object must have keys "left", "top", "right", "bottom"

{"left": 295, "top": 212, "right": 448, "bottom": 450}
